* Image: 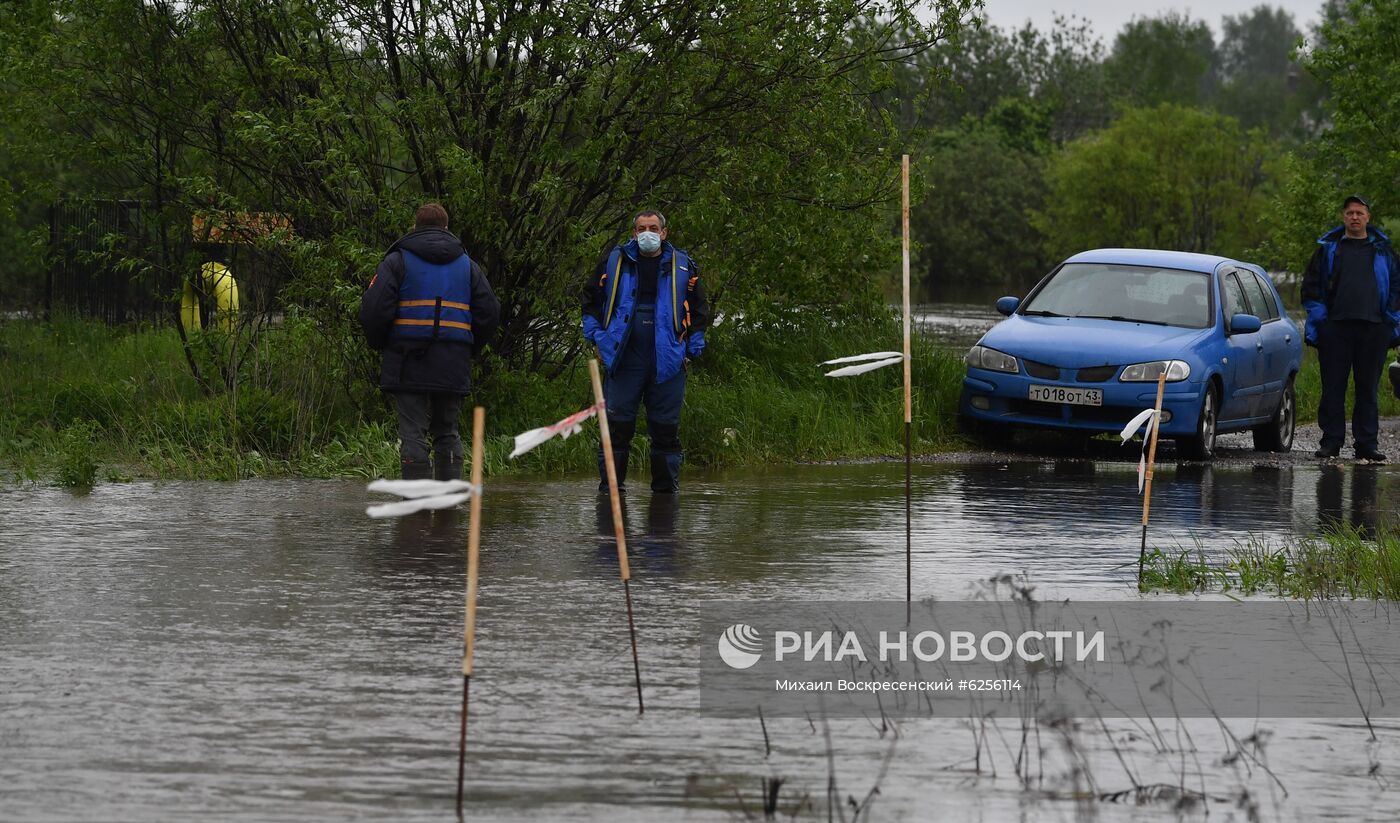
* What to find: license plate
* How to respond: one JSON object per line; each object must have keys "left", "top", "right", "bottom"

{"left": 1029, "top": 384, "right": 1102, "bottom": 406}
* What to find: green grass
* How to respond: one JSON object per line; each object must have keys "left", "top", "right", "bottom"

{"left": 1141, "top": 526, "right": 1400, "bottom": 599}
{"left": 0, "top": 312, "right": 968, "bottom": 485}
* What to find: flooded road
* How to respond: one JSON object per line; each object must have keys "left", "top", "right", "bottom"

{"left": 3, "top": 462, "right": 1399, "bottom": 821}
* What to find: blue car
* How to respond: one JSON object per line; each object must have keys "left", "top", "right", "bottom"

{"left": 958, "top": 249, "right": 1302, "bottom": 459}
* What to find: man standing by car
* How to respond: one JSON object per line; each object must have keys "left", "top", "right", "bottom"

{"left": 359, "top": 203, "right": 500, "bottom": 480}
{"left": 581, "top": 210, "right": 710, "bottom": 493}
{"left": 1301, "top": 195, "right": 1400, "bottom": 462}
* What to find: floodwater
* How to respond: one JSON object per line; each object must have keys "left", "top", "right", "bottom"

{"left": 912, "top": 301, "right": 1000, "bottom": 351}
{"left": 3, "top": 461, "right": 1400, "bottom": 821}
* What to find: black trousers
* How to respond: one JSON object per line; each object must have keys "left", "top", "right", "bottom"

{"left": 393, "top": 393, "right": 464, "bottom": 476}
{"left": 1316, "top": 319, "right": 1391, "bottom": 451}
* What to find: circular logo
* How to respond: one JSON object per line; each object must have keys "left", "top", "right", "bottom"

{"left": 718, "top": 623, "right": 763, "bottom": 669}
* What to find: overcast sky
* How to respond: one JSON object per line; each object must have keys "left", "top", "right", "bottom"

{"left": 977, "top": 0, "right": 1323, "bottom": 42}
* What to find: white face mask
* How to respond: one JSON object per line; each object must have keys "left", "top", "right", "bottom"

{"left": 636, "top": 231, "right": 662, "bottom": 254}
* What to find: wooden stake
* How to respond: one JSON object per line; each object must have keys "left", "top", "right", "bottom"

{"left": 1137, "top": 373, "right": 1167, "bottom": 584}
{"left": 457, "top": 406, "right": 485, "bottom": 813}
{"left": 902, "top": 154, "right": 913, "bottom": 604}
{"left": 589, "top": 359, "right": 645, "bottom": 715}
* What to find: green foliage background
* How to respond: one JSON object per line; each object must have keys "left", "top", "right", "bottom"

{"left": 2, "top": 0, "right": 1398, "bottom": 482}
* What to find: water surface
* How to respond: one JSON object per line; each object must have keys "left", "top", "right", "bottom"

{"left": 3, "top": 462, "right": 1398, "bottom": 821}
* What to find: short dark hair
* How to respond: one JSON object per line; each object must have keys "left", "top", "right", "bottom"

{"left": 633, "top": 209, "right": 666, "bottom": 230}
{"left": 415, "top": 203, "right": 449, "bottom": 229}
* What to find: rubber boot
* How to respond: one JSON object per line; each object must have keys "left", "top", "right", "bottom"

{"left": 649, "top": 421, "right": 682, "bottom": 493}
{"left": 434, "top": 455, "right": 463, "bottom": 481}
{"left": 401, "top": 458, "right": 432, "bottom": 480}
{"left": 598, "top": 418, "right": 635, "bottom": 494}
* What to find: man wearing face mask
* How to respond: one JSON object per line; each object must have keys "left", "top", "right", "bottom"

{"left": 581, "top": 210, "right": 711, "bottom": 493}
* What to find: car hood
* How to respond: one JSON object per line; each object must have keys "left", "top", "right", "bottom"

{"left": 978, "top": 316, "right": 1213, "bottom": 369}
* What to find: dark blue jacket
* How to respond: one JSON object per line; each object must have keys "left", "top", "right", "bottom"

{"left": 359, "top": 228, "right": 500, "bottom": 394}
{"left": 1301, "top": 224, "right": 1400, "bottom": 346}
{"left": 581, "top": 239, "right": 710, "bottom": 383}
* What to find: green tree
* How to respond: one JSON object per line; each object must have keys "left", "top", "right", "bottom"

{"left": 1034, "top": 104, "right": 1277, "bottom": 260}
{"left": 1216, "top": 5, "right": 1309, "bottom": 136}
{"left": 1259, "top": 0, "right": 1400, "bottom": 273}
{"left": 1104, "top": 13, "right": 1218, "bottom": 108}
{"left": 4, "top": 0, "right": 976, "bottom": 373}
{"left": 912, "top": 115, "right": 1049, "bottom": 296}
{"left": 907, "top": 15, "right": 1109, "bottom": 143}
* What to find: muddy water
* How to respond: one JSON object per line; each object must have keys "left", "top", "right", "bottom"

{"left": 2, "top": 463, "right": 1399, "bottom": 821}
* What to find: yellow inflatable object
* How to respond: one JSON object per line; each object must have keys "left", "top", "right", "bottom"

{"left": 180, "top": 261, "right": 240, "bottom": 332}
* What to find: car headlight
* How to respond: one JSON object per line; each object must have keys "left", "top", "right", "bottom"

{"left": 1119, "top": 360, "right": 1191, "bottom": 382}
{"left": 965, "top": 345, "right": 1019, "bottom": 374}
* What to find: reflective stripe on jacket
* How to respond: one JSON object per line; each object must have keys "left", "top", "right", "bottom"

{"left": 582, "top": 239, "right": 705, "bottom": 383}
{"left": 391, "top": 249, "right": 474, "bottom": 343}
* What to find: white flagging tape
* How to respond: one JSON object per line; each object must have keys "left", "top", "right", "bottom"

{"left": 509, "top": 403, "right": 603, "bottom": 459}
{"left": 825, "top": 355, "right": 906, "bottom": 378}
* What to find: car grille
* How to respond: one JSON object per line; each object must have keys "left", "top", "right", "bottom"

{"left": 1006, "top": 400, "right": 1145, "bottom": 428}
{"left": 1075, "top": 365, "right": 1119, "bottom": 383}
{"left": 1023, "top": 359, "right": 1060, "bottom": 379}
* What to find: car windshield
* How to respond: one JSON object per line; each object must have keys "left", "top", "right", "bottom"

{"left": 1021, "top": 263, "right": 1212, "bottom": 329}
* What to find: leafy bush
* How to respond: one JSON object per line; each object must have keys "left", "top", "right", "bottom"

{"left": 55, "top": 419, "right": 99, "bottom": 487}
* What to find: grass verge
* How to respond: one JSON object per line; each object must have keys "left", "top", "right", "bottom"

{"left": 0, "top": 312, "right": 967, "bottom": 484}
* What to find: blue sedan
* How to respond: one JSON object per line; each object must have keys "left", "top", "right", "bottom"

{"left": 958, "top": 249, "right": 1302, "bottom": 459}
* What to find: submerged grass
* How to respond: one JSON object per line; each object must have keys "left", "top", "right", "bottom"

{"left": 1140, "top": 525, "right": 1400, "bottom": 599}
{"left": 0, "top": 312, "right": 967, "bottom": 484}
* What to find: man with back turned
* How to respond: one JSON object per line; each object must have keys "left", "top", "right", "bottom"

{"left": 1301, "top": 195, "right": 1400, "bottom": 462}
{"left": 359, "top": 203, "right": 500, "bottom": 480}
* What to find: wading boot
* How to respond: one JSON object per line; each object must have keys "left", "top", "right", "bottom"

{"left": 401, "top": 458, "right": 432, "bottom": 480}
{"left": 597, "top": 418, "right": 635, "bottom": 494}
{"left": 434, "top": 455, "right": 464, "bottom": 481}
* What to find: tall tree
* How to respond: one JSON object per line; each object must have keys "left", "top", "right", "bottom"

{"left": 7, "top": 0, "right": 976, "bottom": 372}
{"left": 1104, "top": 12, "right": 1218, "bottom": 108}
{"left": 1216, "top": 5, "right": 1308, "bottom": 136}
{"left": 913, "top": 113, "right": 1050, "bottom": 298}
{"left": 1034, "top": 104, "right": 1277, "bottom": 260}
{"left": 1260, "top": 0, "right": 1400, "bottom": 273}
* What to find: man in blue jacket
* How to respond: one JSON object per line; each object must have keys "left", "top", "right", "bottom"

{"left": 582, "top": 210, "right": 710, "bottom": 493}
{"left": 1301, "top": 195, "right": 1400, "bottom": 462}
{"left": 359, "top": 203, "right": 500, "bottom": 480}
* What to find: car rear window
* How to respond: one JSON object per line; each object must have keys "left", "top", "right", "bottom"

{"left": 1246, "top": 272, "right": 1281, "bottom": 320}
{"left": 1021, "top": 263, "right": 1211, "bottom": 329}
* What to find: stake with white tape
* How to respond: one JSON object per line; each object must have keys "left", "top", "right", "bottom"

{"left": 1122, "top": 373, "right": 1169, "bottom": 584}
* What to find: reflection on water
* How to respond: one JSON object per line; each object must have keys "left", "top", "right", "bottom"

{"left": 1, "top": 462, "right": 1398, "bottom": 821}
{"left": 1317, "top": 464, "right": 1387, "bottom": 533}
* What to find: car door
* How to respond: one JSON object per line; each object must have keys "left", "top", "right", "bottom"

{"left": 1219, "top": 269, "right": 1265, "bottom": 421}
{"left": 1240, "top": 269, "right": 1293, "bottom": 417}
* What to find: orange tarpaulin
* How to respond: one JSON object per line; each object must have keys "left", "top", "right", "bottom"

{"left": 192, "top": 211, "right": 292, "bottom": 244}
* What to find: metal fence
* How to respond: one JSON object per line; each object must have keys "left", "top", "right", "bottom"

{"left": 47, "top": 199, "right": 171, "bottom": 323}
{"left": 47, "top": 199, "right": 292, "bottom": 325}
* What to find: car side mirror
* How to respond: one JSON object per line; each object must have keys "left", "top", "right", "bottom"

{"left": 995, "top": 296, "right": 1020, "bottom": 316}
{"left": 1229, "top": 313, "right": 1262, "bottom": 334}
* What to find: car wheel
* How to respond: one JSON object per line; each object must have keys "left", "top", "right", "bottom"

{"left": 1177, "top": 385, "right": 1218, "bottom": 461}
{"left": 1252, "top": 377, "right": 1295, "bottom": 452}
